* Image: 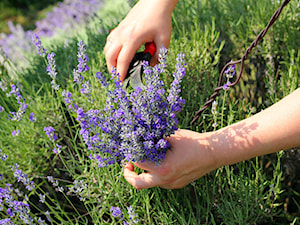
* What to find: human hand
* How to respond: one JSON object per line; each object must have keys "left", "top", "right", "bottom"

{"left": 125, "top": 89, "right": 300, "bottom": 190}
{"left": 104, "top": 0, "right": 177, "bottom": 81}
{"left": 123, "top": 129, "right": 219, "bottom": 189}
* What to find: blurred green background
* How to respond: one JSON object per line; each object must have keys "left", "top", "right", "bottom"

{"left": 0, "top": 0, "right": 62, "bottom": 33}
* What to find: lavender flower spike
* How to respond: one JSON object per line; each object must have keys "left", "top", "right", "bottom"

{"left": 73, "top": 40, "right": 89, "bottom": 84}
{"left": 225, "top": 63, "right": 236, "bottom": 78}
{"left": 44, "top": 126, "right": 58, "bottom": 142}
{"left": 110, "top": 206, "right": 123, "bottom": 219}
{"left": 46, "top": 52, "right": 60, "bottom": 90}
{"left": 77, "top": 40, "right": 89, "bottom": 73}
{"left": 32, "top": 33, "right": 47, "bottom": 57}
{"left": 8, "top": 84, "right": 27, "bottom": 121}
{"left": 46, "top": 53, "right": 57, "bottom": 79}
{"left": 11, "top": 164, "right": 35, "bottom": 191}
{"left": 29, "top": 112, "right": 36, "bottom": 122}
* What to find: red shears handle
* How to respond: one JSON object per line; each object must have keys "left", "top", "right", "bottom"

{"left": 144, "top": 42, "right": 156, "bottom": 56}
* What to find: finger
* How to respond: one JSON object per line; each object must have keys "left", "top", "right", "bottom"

{"left": 104, "top": 36, "right": 121, "bottom": 73}
{"left": 123, "top": 162, "right": 159, "bottom": 190}
{"left": 105, "top": 44, "right": 122, "bottom": 72}
{"left": 104, "top": 32, "right": 114, "bottom": 54}
{"left": 116, "top": 42, "right": 142, "bottom": 82}
{"left": 133, "top": 160, "right": 157, "bottom": 171}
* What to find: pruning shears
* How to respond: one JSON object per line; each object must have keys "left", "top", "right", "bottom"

{"left": 122, "top": 42, "right": 156, "bottom": 90}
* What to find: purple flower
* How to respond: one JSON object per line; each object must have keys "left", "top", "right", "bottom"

{"left": 223, "top": 81, "right": 231, "bottom": 91}
{"left": 38, "top": 193, "right": 46, "bottom": 203}
{"left": 96, "top": 72, "right": 108, "bottom": 88}
{"left": 53, "top": 144, "right": 62, "bottom": 154}
{"left": 73, "top": 69, "right": 83, "bottom": 84}
{"left": 8, "top": 84, "right": 27, "bottom": 121}
{"left": 43, "top": 126, "right": 58, "bottom": 142}
{"left": 35, "top": 0, "right": 104, "bottom": 37}
{"left": 0, "top": 218, "right": 12, "bottom": 224}
{"left": 72, "top": 40, "right": 89, "bottom": 85}
{"left": 110, "top": 206, "right": 123, "bottom": 219}
{"left": 45, "top": 210, "right": 52, "bottom": 222}
{"left": 57, "top": 186, "right": 64, "bottom": 192}
{"left": 67, "top": 179, "right": 88, "bottom": 201}
{"left": 11, "top": 129, "right": 20, "bottom": 137}
{"left": 68, "top": 179, "right": 87, "bottom": 194}
{"left": 62, "top": 90, "right": 73, "bottom": 104}
{"left": 127, "top": 205, "right": 139, "bottom": 224}
{"left": 74, "top": 46, "right": 186, "bottom": 165}
{"left": 29, "top": 112, "right": 36, "bottom": 122}
{"left": 211, "top": 100, "right": 218, "bottom": 115}
{"left": 225, "top": 63, "right": 236, "bottom": 78}
{"left": 46, "top": 53, "right": 57, "bottom": 79}
{"left": 32, "top": 33, "right": 47, "bottom": 57}
{"left": 81, "top": 81, "right": 93, "bottom": 101}
{"left": 10, "top": 164, "right": 35, "bottom": 191}
{"left": 76, "top": 40, "right": 89, "bottom": 73}
{"left": 0, "top": 150, "right": 7, "bottom": 161}
{"left": 46, "top": 52, "right": 60, "bottom": 90}
{"left": 46, "top": 176, "right": 59, "bottom": 188}
{"left": 7, "top": 208, "right": 13, "bottom": 217}
{"left": 0, "top": 0, "right": 104, "bottom": 70}
{"left": 37, "top": 217, "right": 46, "bottom": 225}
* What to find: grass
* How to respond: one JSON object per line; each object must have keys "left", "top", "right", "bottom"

{"left": 0, "top": 0, "right": 299, "bottom": 224}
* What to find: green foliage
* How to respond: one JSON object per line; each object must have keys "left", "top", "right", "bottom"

{"left": 0, "top": 0, "right": 299, "bottom": 224}
{"left": 0, "top": 0, "right": 62, "bottom": 33}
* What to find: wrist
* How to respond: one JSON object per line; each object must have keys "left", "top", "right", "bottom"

{"left": 140, "top": 0, "right": 178, "bottom": 16}
{"left": 192, "top": 131, "right": 221, "bottom": 174}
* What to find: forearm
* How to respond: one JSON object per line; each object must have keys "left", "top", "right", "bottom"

{"left": 136, "top": 0, "right": 179, "bottom": 15}
{"left": 209, "top": 88, "right": 300, "bottom": 167}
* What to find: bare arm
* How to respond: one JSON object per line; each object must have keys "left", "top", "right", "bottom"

{"left": 213, "top": 88, "right": 300, "bottom": 167}
{"left": 124, "top": 88, "right": 300, "bottom": 189}
{"left": 104, "top": 0, "right": 179, "bottom": 81}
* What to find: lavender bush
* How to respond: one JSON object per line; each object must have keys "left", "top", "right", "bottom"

{"left": 76, "top": 49, "right": 185, "bottom": 166}
{"left": 35, "top": 0, "right": 105, "bottom": 37}
{"left": 43, "top": 35, "right": 186, "bottom": 165}
{"left": 0, "top": 34, "right": 186, "bottom": 223}
{"left": 0, "top": 0, "right": 104, "bottom": 69}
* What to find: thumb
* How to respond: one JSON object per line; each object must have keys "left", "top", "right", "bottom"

{"left": 123, "top": 162, "right": 160, "bottom": 190}
{"left": 117, "top": 41, "right": 143, "bottom": 82}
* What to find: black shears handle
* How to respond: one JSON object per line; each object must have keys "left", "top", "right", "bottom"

{"left": 123, "top": 42, "right": 156, "bottom": 90}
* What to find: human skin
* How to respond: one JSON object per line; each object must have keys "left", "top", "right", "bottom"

{"left": 124, "top": 88, "right": 300, "bottom": 189}
{"left": 104, "top": 0, "right": 179, "bottom": 81}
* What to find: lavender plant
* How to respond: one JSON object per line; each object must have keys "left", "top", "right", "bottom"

{"left": 0, "top": 21, "right": 34, "bottom": 66}
{"left": 1, "top": 36, "right": 185, "bottom": 223}
{"left": 110, "top": 205, "right": 139, "bottom": 224}
{"left": 75, "top": 46, "right": 186, "bottom": 166}
{"left": 0, "top": 156, "right": 48, "bottom": 224}
{"left": 35, "top": 0, "right": 104, "bottom": 37}
{"left": 0, "top": 0, "right": 104, "bottom": 69}
{"left": 7, "top": 84, "right": 27, "bottom": 122}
